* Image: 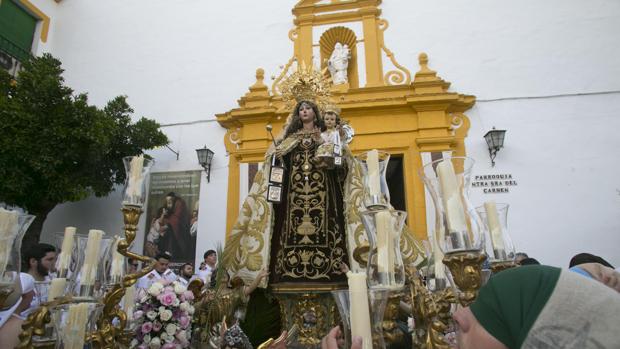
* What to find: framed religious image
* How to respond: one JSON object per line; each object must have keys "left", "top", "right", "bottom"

{"left": 334, "top": 156, "right": 342, "bottom": 166}
{"left": 270, "top": 166, "right": 284, "bottom": 184}
{"left": 333, "top": 144, "right": 341, "bottom": 156}
{"left": 267, "top": 184, "right": 282, "bottom": 203}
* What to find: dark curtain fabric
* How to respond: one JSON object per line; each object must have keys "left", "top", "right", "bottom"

{"left": 269, "top": 136, "right": 349, "bottom": 286}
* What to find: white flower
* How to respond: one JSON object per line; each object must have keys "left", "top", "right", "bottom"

{"left": 146, "top": 311, "right": 157, "bottom": 320}
{"left": 165, "top": 323, "right": 177, "bottom": 336}
{"left": 148, "top": 283, "right": 164, "bottom": 296}
{"left": 131, "top": 339, "right": 138, "bottom": 347}
{"left": 160, "top": 309, "right": 173, "bottom": 321}
{"left": 158, "top": 306, "right": 166, "bottom": 314}
{"left": 174, "top": 283, "right": 186, "bottom": 294}
{"left": 173, "top": 298, "right": 180, "bottom": 307}
{"left": 140, "top": 295, "right": 149, "bottom": 303}
{"left": 176, "top": 330, "right": 187, "bottom": 342}
{"left": 179, "top": 302, "right": 190, "bottom": 312}
{"left": 149, "top": 337, "right": 161, "bottom": 349}
{"left": 160, "top": 332, "right": 174, "bottom": 344}
{"left": 143, "top": 334, "right": 151, "bottom": 344}
{"left": 188, "top": 305, "right": 195, "bottom": 315}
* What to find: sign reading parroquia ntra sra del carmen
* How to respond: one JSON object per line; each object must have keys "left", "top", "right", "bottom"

{"left": 471, "top": 174, "right": 518, "bottom": 194}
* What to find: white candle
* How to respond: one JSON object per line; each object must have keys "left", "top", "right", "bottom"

{"left": 57, "top": 227, "right": 76, "bottom": 272}
{"left": 48, "top": 278, "right": 67, "bottom": 300}
{"left": 65, "top": 302, "right": 89, "bottom": 349}
{"left": 436, "top": 160, "right": 468, "bottom": 234}
{"left": 432, "top": 230, "right": 446, "bottom": 280}
{"left": 123, "top": 285, "right": 136, "bottom": 320}
{"left": 366, "top": 149, "right": 381, "bottom": 197}
{"left": 484, "top": 201, "right": 506, "bottom": 255}
{"left": 80, "top": 230, "right": 103, "bottom": 286}
{"left": 375, "top": 210, "right": 394, "bottom": 275}
{"left": 347, "top": 272, "right": 372, "bottom": 349}
{"left": 126, "top": 155, "right": 144, "bottom": 202}
{"left": 0, "top": 208, "right": 18, "bottom": 278}
{"left": 110, "top": 237, "right": 124, "bottom": 280}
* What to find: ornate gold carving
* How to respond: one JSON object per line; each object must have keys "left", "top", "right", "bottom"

{"left": 442, "top": 251, "right": 485, "bottom": 306}
{"left": 291, "top": 294, "right": 327, "bottom": 346}
{"left": 277, "top": 62, "right": 332, "bottom": 112}
{"left": 407, "top": 268, "right": 456, "bottom": 349}
{"left": 271, "top": 56, "right": 297, "bottom": 96}
{"left": 490, "top": 261, "right": 516, "bottom": 274}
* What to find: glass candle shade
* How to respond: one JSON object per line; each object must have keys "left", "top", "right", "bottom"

{"left": 103, "top": 237, "right": 126, "bottom": 287}
{"left": 122, "top": 155, "right": 155, "bottom": 207}
{"left": 0, "top": 207, "right": 34, "bottom": 309}
{"left": 332, "top": 288, "right": 390, "bottom": 349}
{"left": 360, "top": 209, "right": 406, "bottom": 290}
{"left": 357, "top": 151, "right": 391, "bottom": 209}
{"left": 476, "top": 203, "right": 515, "bottom": 262}
{"left": 52, "top": 300, "right": 103, "bottom": 349}
{"left": 420, "top": 157, "right": 485, "bottom": 254}
{"left": 73, "top": 234, "right": 114, "bottom": 299}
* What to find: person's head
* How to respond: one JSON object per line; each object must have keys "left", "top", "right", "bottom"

{"left": 514, "top": 252, "right": 528, "bottom": 265}
{"left": 204, "top": 250, "right": 217, "bottom": 266}
{"left": 323, "top": 111, "right": 339, "bottom": 129}
{"left": 165, "top": 192, "right": 178, "bottom": 210}
{"left": 127, "top": 258, "right": 139, "bottom": 273}
{"left": 518, "top": 257, "right": 540, "bottom": 266}
{"left": 284, "top": 101, "right": 325, "bottom": 138}
{"left": 24, "top": 243, "right": 57, "bottom": 279}
{"left": 452, "top": 307, "right": 508, "bottom": 349}
{"left": 179, "top": 263, "right": 194, "bottom": 278}
{"left": 569, "top": 252, "right": 614, "bottom": 269}
{"left": 154, "top": 252, "right": 172, "bottom": 273}
{"left": 459, "top": 265, "right": 561, "bottom": 349}
{"left": 200, "top": 262, "right": 206, "bottom": 270}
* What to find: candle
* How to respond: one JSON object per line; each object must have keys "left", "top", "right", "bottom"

{"left": 375, "top": 210, "right": 394, "bottom": 275}
{"left": 57, "top": 227, "right": 76, "bottom": 273}
{"left": 432, "top": 229, "right": 446, "bottom": 280}
{"left": 436, "top": 160, "right": 469, "bottom": 249}
{"left": 366, "top": 149, "right": 381, "bottom": 197}
{"left": 65, "top": 302, "right": 89, "bottom": 349}
{"left": 126, "top": 155, "right": 144, "bottom": 203}
{"left": 110, "top": 237, "right": 125, "bottom": 281}
{"left": 48, "top": 278, "right": 67, "bottom": 300}
{"left": 80, "top": 230, "right": 103, "bottom": 286}
{"left": 484, "top": 201, "right": 506, "bottom": 259}
{"left": 123, "top": 285, "right": 136, "bottom": 320}
{"left": 347, "top": 271, "right": 372, "bottom": 349}
{"left": 0, "top": 208, "right": 18, "bottom": 278}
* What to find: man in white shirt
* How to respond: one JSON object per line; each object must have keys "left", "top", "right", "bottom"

{"left": 196, "top": 249, "right": 216, "bottom": 286}
{"left": 176, "top": 263, "right": 195, "bottom": 287}
{"left": 136, "top": 252, "right": 177, "bottom": 290}
{"left": 22, "top": 243, "right": 56, "bottom": 317}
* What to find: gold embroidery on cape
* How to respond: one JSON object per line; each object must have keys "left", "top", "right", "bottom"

{"left": 275, "top": 136, "right": 345, "bottom": 280}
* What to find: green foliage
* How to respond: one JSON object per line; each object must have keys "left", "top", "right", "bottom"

{"left": 0, "top": 53, "right": 168, "bottom": 239}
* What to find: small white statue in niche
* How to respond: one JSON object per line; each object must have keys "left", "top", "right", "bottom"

{"left": 327, "top": 42, "right": 351, "bottom": 85}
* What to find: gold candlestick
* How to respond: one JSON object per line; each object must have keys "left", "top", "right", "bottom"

{"left": 89, "top": 205, "right": 155, "bottom": 349}
{"left": 442, "top": 251, "right": 485, "bottom": 306}
{"left": 490, "top": 260, "right": 516, "bottom": 274}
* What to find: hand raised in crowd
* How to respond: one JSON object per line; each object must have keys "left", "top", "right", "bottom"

{"left": 321, "top": 326, "right": 362, "bottom": 349}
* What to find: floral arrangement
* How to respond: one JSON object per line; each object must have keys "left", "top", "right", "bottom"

{"left": 131, "top": 280, "right": 196, "bottom": 349}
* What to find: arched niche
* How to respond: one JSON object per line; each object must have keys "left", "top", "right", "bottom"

{"left": 319, "top": 26, "right": 359, "bottom": 88}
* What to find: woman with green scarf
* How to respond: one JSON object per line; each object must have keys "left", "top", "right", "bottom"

{"left": 453, "top": 265, "right": 620, "bottom": 349}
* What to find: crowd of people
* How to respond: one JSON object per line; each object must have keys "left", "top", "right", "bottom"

{"left": 1, "top": 239, "right": 618, "bottom": 348}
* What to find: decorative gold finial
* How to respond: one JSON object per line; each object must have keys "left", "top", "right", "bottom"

{"left": 250, "top": 68, "right": 267, "bottom": 89}
{"left": 418, "top": 53, "right": 432, "bottom": 73}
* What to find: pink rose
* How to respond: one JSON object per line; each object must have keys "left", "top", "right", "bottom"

{"left": 141, "top": 322, "right": 153, "bottom": 334}
{"left": 178, "top": 316, "right": 190, "bottom": 329}
{"left": 160, "top": 279, "right": 172, "bottom": 286}
{"left": 183, "top": 291, "right": 194, "bottom": 301}
{"left": 137, "top": 345, "right": 147, "bottom": 349}
{"left": 133, "top": 310, "right": 144, "bottom": 320}
{"left": 164, "top": 286, "right": 174, "bottom": 293}
{"left": 159, "top": 292, "right": 176, "bottom": 306}
{"left": 161, "top": 344, "right": 176, "bottom": 349}
{"left": 152, "top": 321, "right": 163, "bottom": 332}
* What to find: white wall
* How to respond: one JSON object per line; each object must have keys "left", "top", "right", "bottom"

{"left": 35, "top": 0, "right": 620, "bottom": 268}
